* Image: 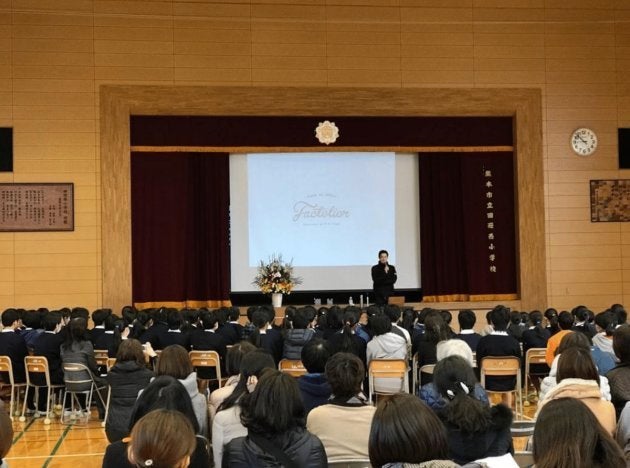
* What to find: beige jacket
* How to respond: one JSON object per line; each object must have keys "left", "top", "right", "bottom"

{"left": 306, "top": 403, "right": 376, "bottom": 461}
{"left": 536, "top": 378, "right": 616, "bottom": 435}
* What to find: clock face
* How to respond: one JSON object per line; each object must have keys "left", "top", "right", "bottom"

{"left": 571, "top": 128, "right": 598, "bottom": 156}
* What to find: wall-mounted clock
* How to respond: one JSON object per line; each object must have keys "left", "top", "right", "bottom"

{"left": 571, "top": 127, "right": 598, "bottom": 156}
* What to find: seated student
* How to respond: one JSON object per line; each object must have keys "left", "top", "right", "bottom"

{"left": 611, "top": 303, "right": 627, "bottom": 326}
{"left": 20, "top": 310, "right": 43, "bottom": 350}
{"left": 0, "top": 401, "right": 13, "bottom": 468}
{"left": 607, "top": 324, "right": 630, "bottom": 418}
{"left": 189, "top": 310, "right": 228, "bottom": 378}
{"left": 298, "top": 338, "right": 331, "bottom": 414}
{"left": 104, "top": 339, "right": 154, "bottom": 443}
{"left": 217, "top": 307, "right": 244, "bottom": 346}
{"left": 102, "top": 376, "right": 211, "bottom": 468}
{"left": 127, "top": 409, "right": 196, "bottom": 468}
{"left": 282, "top": 308, "right": 316, "bottom": 360}
{"left": 521, "top": 310, "right": 551, "bottom": 396}
{"left": 152, "top": 345, "right": 207, "bottom": 437}
{"left": 440, "top": 310, "right": 457, "bottom": 339}
{"left": 412, "top": 312, "right": 449, "bottom": 385}
{"left": 139, "top": 307, "right": 169, "bottom": 348}
{"left": 419, "top": 341, "right": 488, "bottom": 411}
{"left": 130, "top": 311, "right": 152, "bottom": 342}
{"left": 433, "top": 356, "right": 513, "bottom": 465}
{"left": 384, "top": 304, "right": 411, "bottom": 347}
{"left": 617, "top": 401, "right": 630, "bottom": 464}
{"left": 537, "top": 346, "right": 616, "bottom": 435}
{"left": 533, "top": 397, "right": 625, "bottom": 468}
{"left": 159, "top": 310, "right": 190, "bottom": 351}
{"left": 411, "top": 308, "right": 431, "bottom": 342}
{"left": 212, "top": 349, "right": 276, "bottom": 468}
{"left": 94, "top": 314, "right": 129, "bottom": 358}
{"left": 506, "top": 311, "right": 525, "bottom": 342}
{"left": 540, "top": 331, "right": 612, "bottom": 400}
{"left": 367, "top": 313, "right": 408, "bottom": 394}
{"left": 32, "top": 312, "right": 65, "bottom": 385}
{"left": 572, "top": 305, "right": 596, "bottom": 339}
{"left": 592, "top": 310, "right": 617, "bottom": 358}
{"left": 209, "top": 341, "right": 256, "bottom": 422}
{"left": 307, "top": 352, "right": 375, "bottom": 461}
{"left": 320, "top": 306, "right": 344, "bottom": 340}
{"left": 326, "top": 308, "right": 367, "bottom": 366}
{"left": 456, "top": 309, "right": 481, "bottom": 352}
{"left": 248, "top": 308, "right": 283, "bottom": 365}
{"left": 544, "top": 308, "right": 560, "bottom": 336}
{"left": 476, "top": 306, "right": 522, "bottom": 409}
{"left": 223, "top": 370, "right": 327, "bottom": 468}
{"left": 90, "top": 308, "right": 111, "bottom": 346}
{"left": 0, "top": 308, "right": 28, "bottom": 384}
{"left": 368, "top": 393, "right": 459, "bottom": 468}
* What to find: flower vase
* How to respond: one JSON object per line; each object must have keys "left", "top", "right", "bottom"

{"left": 271, "top": 293, "right": 283, "bottom": 308}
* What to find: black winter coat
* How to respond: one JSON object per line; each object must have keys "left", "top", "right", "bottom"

{"left": 282, "top": 329, "right": 315, "bottom": 360}
{"left": 104, "top": 361, "right": 154, "bottom": 442}
{"left": 223, "top": 428, "right": 327, "bottom": 468}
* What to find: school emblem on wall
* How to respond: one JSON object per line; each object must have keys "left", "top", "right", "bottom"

{"left": 315, "top": 120, "right": 339, "bottom": 145}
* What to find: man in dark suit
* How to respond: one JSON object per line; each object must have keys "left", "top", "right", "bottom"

{"left": 371, "top": 249, "right": 397, "bottom": 306}
{"left": 0, "top": 308, "right": 28, "bottom": 383}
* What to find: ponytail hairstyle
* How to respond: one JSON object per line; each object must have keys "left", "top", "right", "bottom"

{"left": 434, "top": 355, "right": 493, "bottom": 434}
{"left": 339, "top": 308, "right": 360, "bottom": 353}
{"left": 544, "top": 308, "right": 559, "bottom": 333}
{"left": 217, "top": 349, "right": 275, "bottom": 413}
{"left": 529, "top": 310, "right": 545, "bottom": 340}
{"left": 401, "top": 307, "right": 415, "bottom": 332}
{"left": 316, "top": 307, "right": 329, "bottom": 330}
{"left": 424, "top": 312, "right": 448, "bottom": 344}
{"left": 284, "top": 306, "right": 298, "bottom": 329}
{"left": 249, "top": 308, "right": 270, "bottom": 349}
{"left": 595, "top": 311, "right": 618, "bottom": 337}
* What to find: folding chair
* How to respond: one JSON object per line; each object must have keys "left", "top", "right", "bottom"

{"left": 368, "top": 359, "right": 408, "bottom": 403}
{"left": 0, "top": 356, "right": 26, "bottom": 420}
{"left": 94, "top": 349, "right": 109, "bottom": 376}
{"left": 480, "top": 356, "right": 522, "bottom": 419}
{"left": 19, "top": 356, "right": 65, "bottom": 424}
{"left": 411, "top": 353, "right": 419, "bottom": 392}
{"left": 328, "top": 459, "right": 371, "bottom": 468}
{"left": 524, "top": 348, "right": 548, "bottom": 395}
{"left": 61, "top": 362, "right": 108, "bottom": 425}
{"left": 278, "top": 359, "right": 307, "bottom": 378}
{"left": 419, "top": 364, "right": 435, "bottom": 388}
{"left": 513, "top": 451, "right": 534, "bottom": 468}
{"left": 189, "top": 350, "right": 221, "bottom": 394}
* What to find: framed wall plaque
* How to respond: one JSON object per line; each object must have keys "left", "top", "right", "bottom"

{"left": 590, "top": 179, "right": 630, "bottom": 222}
{"left": 0, "top": 183, "right": 74, "bottom": 231}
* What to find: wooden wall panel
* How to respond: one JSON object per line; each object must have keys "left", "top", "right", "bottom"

{"left": 0, "top": 1, "right": 626, "bottom": 313}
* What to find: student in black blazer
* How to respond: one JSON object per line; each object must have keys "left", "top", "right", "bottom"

{"left": 0, "top": 308, "right": 28, "bottom": 383}
{"left": 217, "top": 307, "right": 243, "bottom": 346}
{"left": 158, "top": 310, "right": 190, "bottom": 351}
{"left": 93, "top": 315, "right": 129, "bottom": 358}
{"left": 190, "top": 310, "right": 228, "bottom": 379}
{"left": 32, "top": 312, "right": 65, "bottom": 385}
{"left": 249, "top": 308, "right": 284, "bottom": 365}
{"left": 90, "top": 308, "right": 111, "bottom": 346}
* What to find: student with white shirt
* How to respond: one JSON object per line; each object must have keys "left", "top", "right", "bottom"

{"left": 384, "top": 304, "right": 411, "bottom": 348}
{"left": 456, "top": 309, "right": 482, "bottom": 352}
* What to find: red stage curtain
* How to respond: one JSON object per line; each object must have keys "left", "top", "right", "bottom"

{"left": 419, "top": 152, "right": 517, "bottom": 302}
{"left": 130, "top": 152, "right": 230, "bottom": 308}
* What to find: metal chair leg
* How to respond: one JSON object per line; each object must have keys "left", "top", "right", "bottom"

{"left": 19, "top": 385, "right": 29, "bottom": 422}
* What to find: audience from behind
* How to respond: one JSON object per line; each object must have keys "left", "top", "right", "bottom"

{"left": 154, "top": 344, "right": 207, "bottom": 436}
{"left": 0, "top": 308, "right": 28, "bottom": 384}
{"left": 367, "top": 313, "right": 408, "bottom": 393}
{"left": 520, "top": 310, "right": 550, "bottom": 395}
{"left": 61, "top": 317, "right": 107, "bottom": 419}
{"left": 33, "top": 312, "right": 65, "bottom": 386}
{"left": 209, "top": 341, "right": 256, "bottom": 422}
{"left": 320, "top": 306, "right": 344, "bottom": 340}
{"left": 212, "top": 349, "right": 275, "bottom": 468}
{"left": 543, "top": 308, "right": 560, "bottom": 336}
{"left": 105, "top": 339, "right": 155, "bottom": 442}
{"left": 120, "top": 306, "right": 136, "bottom": 330}
{"left": 307, "top": 352, "right": 375, "bottom": 462}
{"left": 533, "top": 397, "right": 625, "bottom": 468}
{"left": 282, "top": 308, "right": 316, "bottom": 360}
{"left": 159, "top": 310, "right": 191, "bottom": 350}
{"left": 607, "top": 324, "right": 630, "bottom": 418}
{"left": 611, "top": 303, "right": 627, "bottom": 327}
{"left": 90, "top": 308, "right": 112, "bottom": 345}
{"left": 326, "top": 308, "right": 367, "bottom": 366}
{"left": 223, "top": 370, "right": 326, "bottom": 467}
{"left": 130, "top": 311, "right": 153, "bottom": 342}
{"left": 411, "top": 308, "right": 430, "bottom": 342}
{"left": 537, "top": 346, "right": 616, "bottom": 435}
{"left": 433, "top": 356, "right": 513, "bottom": 465}
{"left": 249, "top": 307, "right": 283, "bottom": 365}
{"left": 440, "top": 310, "right": 457, "bottom": 338}
{"left": 412, "top": 312, "right": 449, "bottom": 385}
{"left": 419, "top": 342, "right": 488, "bottom": 411}
{"left": 140, "top": 307, "right": 169, "bottom": 349}
{"left": 127, "top": 409, "right": 196, "bottom": 468}
{"left": 189, "top": 310, "right": 228, "bottom": 380}
{"left": 102, "top": 375, "right": 210, "bottom": 468}
{"left": 0, "top": 402, "right": 13, "bottom": 468}
{"left": 217, "top": 307, "right": 244, "bottom": 345}
{"left": 539, "top": 331, "right": 611, "bottom": 401}
{"left": 544, "top": 310, "right": 574, "bottom": 366}
{"left": 480, "top": 310, "right": 494, "bottom": 336}
{"left": 298, "top": 338, "right": 332, "bottom": 414}
{"left": 475, "top": 306, "right": 521, "bottom": 408}
{"left": 456, "top": 310, "right": 481, "bottom": 352}
{"left": 368, "top": 393, "right": 458, "bottom": 468}
{"left": 592, "top": 310, "right": 617, "bottom": 358}
{"left": 617, "top": 401, "right": 630, "bottom": 464}
{"left": 400, "top": 307, "right": 415, "bottom": 335}
{"left": 506, "top": 311, "right": 525, "bottom": 342}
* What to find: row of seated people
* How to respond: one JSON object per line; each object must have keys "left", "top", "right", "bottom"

{"left": 96, "top": 336, "right": 630, "bottom": 467}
